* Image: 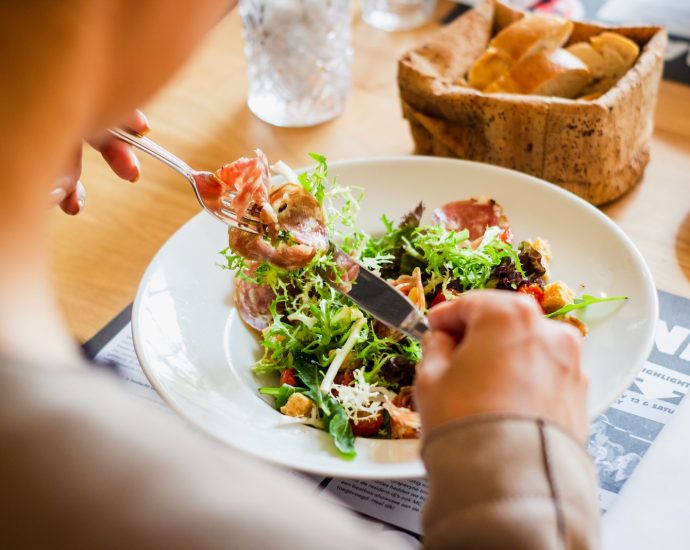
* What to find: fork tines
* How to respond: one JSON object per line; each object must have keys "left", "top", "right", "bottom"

{"left": 219, "top": 199, "right": 262, "bottom": 235}
{"left": 220, "top": 198, "right": 263, "bottom": 223}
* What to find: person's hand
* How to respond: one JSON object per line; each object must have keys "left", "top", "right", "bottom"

{"left": 416, "top": 290, "right": 588, "bottom": 442}
{"left": 49, "top": 110, "right": 149, "bottom": 215}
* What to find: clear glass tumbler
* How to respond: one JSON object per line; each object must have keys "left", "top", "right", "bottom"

{"left": 360, "top": 0, "right": 437, "bottom": 31}
{"left": 239, "top": 0, "right": 352, "bottom": 128}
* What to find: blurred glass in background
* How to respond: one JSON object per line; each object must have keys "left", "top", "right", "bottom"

{"left": 239, "top": 0, "right": 352, "bottom": 127}
{"left": 360, "top": 0, "right": 437, "bottom": 31}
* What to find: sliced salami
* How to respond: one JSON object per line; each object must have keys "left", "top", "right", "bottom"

{"left": 234, "top": 269, "right": 275, "bottom": 331}
{"left": 228, "top": 182, "right": 328, "bottom": 270}
{"left": 217, "top": 149, "right": 277, "bottom": 226}
{"left": 269, "top": 183, "right": 328, "bottom": 252}
{"left": 432, "top": 197, "right": 509, "bottom": 240}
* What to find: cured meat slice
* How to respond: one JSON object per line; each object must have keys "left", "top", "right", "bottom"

{"left": 230, "top": 231, "right": 319, "bottom": 271}
{"left": 228, "top": 183, "right": 328, "bottom": 270}
{"left": 269, "top": 183, "right": 328, "bottom": 252}
{"left": 432, "top": 196, "right": 509, "bottom": 241}
{"left": 217, "top": 149, "right": 277, "bottom": 226}
{"left": 234, "top": 264, "right": 275, "bottom": 331}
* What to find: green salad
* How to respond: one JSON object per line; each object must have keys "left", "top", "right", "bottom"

{"left": 218, "top": 153, "right": 625, "bottom": 458}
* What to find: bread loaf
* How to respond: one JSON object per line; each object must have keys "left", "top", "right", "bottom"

{"left": 591, "top": 32, "right": 639, "bottom": 69}
{"left": 485, "top": 48, "right": 590, "bottom": 98}
{"left": 567, "top": 32, "right": 640, "bottom": 98}
{"left": 491, "top": 15, "right": 573, "bottom": 61}
{"left": 467, "top": 49, "right": 512, "bottom": 90}
{"left": 468, "top": 14, "right": 573, "bottom": 89}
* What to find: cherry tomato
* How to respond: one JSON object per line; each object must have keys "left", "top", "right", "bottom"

{"left": 430, "top": 288, "right": 463, "bottom": 308}
{"left": 518, "top": 283, "right": 545, "bottom": 307}
{"left": 350, "top": 411, "right": 384, "bottom": 437}
{"left": 500, "top": 227, "right": 513, "bottom": 243}
{"left": 430, "top": 291, "right": 447, "bottom": 308}
{"left": 334, "top": 369, "right": 354, "bottom": 386}
{"left": 280, "top": 368, "right": 297, "bottom": 387}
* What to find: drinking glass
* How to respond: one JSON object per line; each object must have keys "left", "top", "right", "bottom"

{"left": 239, "top": 0, "right": 352, "bottom": 128}
{"left": 360, "top": 0, "right": 437, "bottom": 31}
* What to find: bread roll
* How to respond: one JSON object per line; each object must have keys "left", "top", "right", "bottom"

{"left": 485, "top": 48, "right": 590, "bottom": 98}
{"left": 591, "top": 32, "right": 639, "bottom": 69}
{"left": 467, "top": 48, "right": 512, "bottom": 90}
{"left": 567, "top": 31, "right": 640, "bottom": 97}
{"left": 491, "top": 15, "right": 574, "bottom": 61}
{"left": 468, "top": 14, "right": 574, "bottom": 89}
{"left": 567, "top": 42, "right": 608, "bottom": 77}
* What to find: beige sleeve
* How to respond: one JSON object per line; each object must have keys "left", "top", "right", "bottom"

{"left": 0, "top": 361, "right": 393, "bottom": 550}
{"left": 422, "top": 415, "right": 600, "bottom": 550}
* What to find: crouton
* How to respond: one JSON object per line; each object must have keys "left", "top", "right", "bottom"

{"left": 280, "top": 393, "right": 314, "bottom": 418}
{"left": 556, "top": 315, "right": 588, "bottom": 337}
{"left": 384, "top": 402, "right": 421, "bottom": 439}
{"left": 542, "top": 281, "right": 574, "bottom": 314}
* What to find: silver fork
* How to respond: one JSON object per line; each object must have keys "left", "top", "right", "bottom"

{"left": 108, "top": 128, "right": 261, "bottom": 234}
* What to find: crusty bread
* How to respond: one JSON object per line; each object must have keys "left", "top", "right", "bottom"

{"left": 485, "top": 48, "right": 590, "bottom": 98}
{"left": 468, "top": 14, "right": 573, "bottom": 89}
{"left": 467, "top": 48, "right": 512, "bottom": 90}
{"left": 491, "top": 15, "right": 573, "bottom": 61}
{"left": 567, "top": 42, "right": 608, "bottom": 77}
{"left": 592, "top": 31, "right": 639, "bottom": 69}
{"left": 567, "top": 31, "right": 640, "bottom": 97}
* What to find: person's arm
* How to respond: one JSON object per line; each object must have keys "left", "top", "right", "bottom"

{"left": 416, "top": 291, "right": 600, "bottom": 549}
{"left": 0, "top": 359, "right": 396, "bottom": 550}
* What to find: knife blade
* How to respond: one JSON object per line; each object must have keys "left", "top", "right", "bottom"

{"left": 327, "top": 245, "right": 429, "bottom": 341}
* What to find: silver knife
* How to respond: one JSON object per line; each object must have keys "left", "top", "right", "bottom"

{"left": 328, "top": 246, "right": 429, "bottom": 341}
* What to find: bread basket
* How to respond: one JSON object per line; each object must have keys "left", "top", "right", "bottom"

{"left": 397, "top": 0, "right": 667, "bottom": 205}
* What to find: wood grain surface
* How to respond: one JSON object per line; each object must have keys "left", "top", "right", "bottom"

{"left": 49, "top": 5, "right": 690, "bottom": 341}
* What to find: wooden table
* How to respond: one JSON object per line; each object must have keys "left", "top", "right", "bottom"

{"left": 49, "top": 4, "right": 690, "bottom": 342}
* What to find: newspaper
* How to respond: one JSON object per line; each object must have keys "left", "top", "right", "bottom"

{"left": 588, "top": 290, "right": 690, "bottom": 512}
{"left": 91, "top": 289, "right": 688, "bottom": 537}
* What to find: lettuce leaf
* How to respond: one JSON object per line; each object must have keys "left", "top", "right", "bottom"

{"left": 546, "top": 294, "right": 628, "bottom": 318}
{"left": 292, "top": 353, "right": 356, "bottom": 459}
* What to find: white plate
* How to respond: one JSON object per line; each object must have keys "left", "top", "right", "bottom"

{"left": 132, "top": 156, "right": 657, "bottom": 479}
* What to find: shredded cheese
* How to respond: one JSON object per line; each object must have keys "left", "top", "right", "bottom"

{"left": 332, "top": 369, "right": 392, "bottom": 424}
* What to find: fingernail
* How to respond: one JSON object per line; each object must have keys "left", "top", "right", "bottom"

{"left": 139, "top": 111, "right": 151, "bottom": 134}
{"left": 49, "top": 187, "right": 67, "bottom": 204}
{"left": 131, "top": 109, "right": 151, "bottom": 135}
{"left": 130, "top": 151, "right": 141, "bottom": 182}
{"left": 76, "top": 181, "right": 86, "bottom": 211}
